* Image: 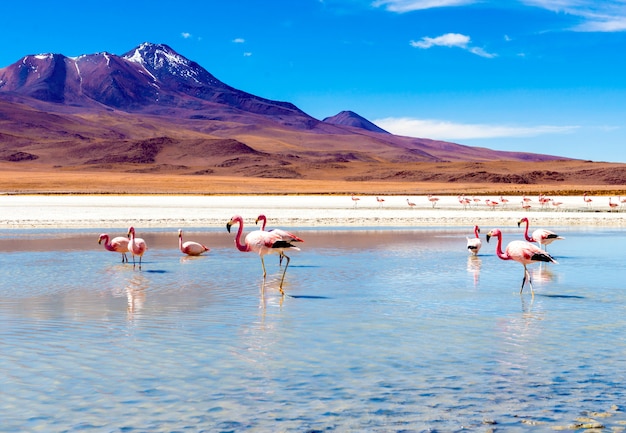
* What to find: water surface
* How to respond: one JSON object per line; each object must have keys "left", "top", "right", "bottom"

{"left": 1, "top": 227, "right": 625, "bottom": 432}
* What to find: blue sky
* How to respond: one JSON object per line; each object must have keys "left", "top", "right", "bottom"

{"left": 1, "top": 0, "right": 625, "bottom": 162}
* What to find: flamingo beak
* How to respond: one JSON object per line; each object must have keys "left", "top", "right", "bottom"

{"left": 255, "top": 218, "right": 260, "bottom": 225}
{"left": 98, "top": 239, "right": 102, "bottom": 245}
{"left": 486, "top": 233, "right": 492, "bottom": 243}
{"left": 226, "top": 222, "right": 233, "bottom": 233}
{"left": 517, "top": 221, "right": 522, "bottom": 228}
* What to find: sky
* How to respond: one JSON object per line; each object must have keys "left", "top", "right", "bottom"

{"left": 1, "top": 0, "right": 625, "bottom": 162}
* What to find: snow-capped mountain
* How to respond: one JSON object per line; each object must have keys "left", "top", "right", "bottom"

{"left": 0, "top": 42, "right": 316, "bottom": 127}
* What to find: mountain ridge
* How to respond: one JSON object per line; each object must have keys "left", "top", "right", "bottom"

{"left": 0, "top": 42, "right": 572, "bottom": 183}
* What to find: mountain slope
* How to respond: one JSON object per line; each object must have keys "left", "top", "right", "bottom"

{"left": 0, "top": 42, "right": 571, "bottom": 181}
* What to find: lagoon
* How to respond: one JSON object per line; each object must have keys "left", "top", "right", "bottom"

{"left": 1, "top": 227, "right": 625, "bottom": 432}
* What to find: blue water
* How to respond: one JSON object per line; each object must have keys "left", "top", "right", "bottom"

{"left": 1, "top": 227, "right": 625, "bottom": 432}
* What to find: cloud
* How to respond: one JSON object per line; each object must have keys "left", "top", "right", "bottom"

{"left": 410, "top": 33, "right": 496, "bottom": 57}
{"left": 372, "top": 117, "right": 579, "bottom": 140}
{"left": 372, "top": 0, "right": 476, "bottom": 12}
{"left": 181, "top": 32, "right": 192, "bottom": 39}
{"left": 233, "top": 38, "right": 246, "bottom": 43}
{"left": 520, "top": 0, "right": 626, "bottom": 32}
{"left": 243, "top": 52, "right": 252, "bottom": 57}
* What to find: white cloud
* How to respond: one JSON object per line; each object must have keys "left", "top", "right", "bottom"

{"left": 372, "top": 0, "right": 476, "bottom": 12}
{"left": 372, "top": 117, "right": 579, "bottom": 140}
{"left": 520, "top": 0, "right": 626, "bottom": 32}
{"left": 410, "top": 33, "right": 496, "bottom": 57}
{"left": 181, "top": 32, "right": 192, "bottom": 39}
{"left": 243, "top": 52, "right": 252, "bottom": 57}
{"left": 233, "top": 38, "right": 246, "bottom": 43}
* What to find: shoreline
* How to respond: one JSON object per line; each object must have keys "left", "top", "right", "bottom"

{"left": 2, "top": 194, "right": 626, "bottom": 229}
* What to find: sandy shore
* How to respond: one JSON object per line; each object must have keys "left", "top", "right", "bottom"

{"left": 2, "top": 194, "right": 626, "bottom": 229}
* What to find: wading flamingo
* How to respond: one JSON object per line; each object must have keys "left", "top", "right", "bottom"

{"left": 517, "top": 217, "right": 564, "bottom": 251}
{"left": 127, "top": 226, "right": 148, "bottom": 270}
{"left": 609, "top": 197, "right": 619, "bottom": 212}
{"left": 466, "top": 225, "right": 482, "bottom": 255}
{"left": 376, "top": 196, "right": 385, "bottom": 207}
{"left": 407, "top": 198, "right": 416, "bottom": 208}
{"left": 427, "top": 194, "right": 440, "bottom": 208}
{"left": 351, "top": 195, "right": 360, "bottom": 208}
{"left": 98, "top": 233, "right": 129, "bottom": 263}
{"left": 486, "top": 228, "right": 558, "bottom": 295}
{"left": 178, "top": 229, "right": 210, "bottom": 256}
{"left": 583, "top": 193, "right": 593, "bottom": 208}
{"left": 256, "top": 214, "right": 304, "bottom": 266}
{"left": 227, "top": 215, "right": 301, "bottom": 294}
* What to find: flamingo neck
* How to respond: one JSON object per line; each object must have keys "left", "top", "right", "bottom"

{"left": 232, "top": 217, "right": 250, "bottom": 252}
{"left": 493, "top": 234, "right": 511, "bottom": 261}
{"left": 521, "top": 219, "right": 532, "bottom": 242}
{"left": 474, "top": 226, "right": 480, "bottom": 238}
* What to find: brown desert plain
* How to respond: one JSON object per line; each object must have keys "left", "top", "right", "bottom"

{"left": 1, "top": 159, "right": 626, "bottom": 196}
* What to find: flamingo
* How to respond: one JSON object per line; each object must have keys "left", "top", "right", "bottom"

{"left": 351, "top": 194, "right": 360, "bottom": 208}
{"left": 609, "top": 197, "right": 620, "bottom": 212}
{"left": 500, "top": 196, "right": 509, "bottom": 208}
{"left": 551, "top": 200, "right": 563, "bottom": 210}
{"left": 256, "top": 214, "right": 304, "bottom": 266}
{"left": 98, "top": 233, "right": 129, "bottom": 263}
{"left": 227, "top": 215, "right": 301, "bottom": 294}
{"left": 178, "top": 229, "right": 210, "bottom": 256}
{"left": 127, "top": 226, "right": 148, "bottom": 270}
{"left": 427, "top": 194, "right": 439, "bottom": 208}
{"left": 486, "top": 228, "right": 558, "bottom": 295}
{"left": 583, "top": 193, "right": 593, "bottom": 208}
{"left": 376, "top": 196, "right": 385, "bottom": 207}
{"left": 466, "top": 225, "right": 482, "bottom": 255}
{"left": 620, "top": 196, "right": 626, "bottom": 205}
{"left": 517, "top": 217, "right": 564, "bottom": 251}
{"left": 406, "top": 198, "right": 416, "bottom": 208}
{"left": 485, "top": 199, "right": 499, "bottom": 210}
{"left": 458, "top": 195, "right": 471, "bottom": 210}
{"left": 472, "top": 196, "right": 481, "bottom": 207}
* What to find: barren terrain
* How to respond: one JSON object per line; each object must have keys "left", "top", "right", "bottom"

{"left": 1, "top": 159, "right": 625, "bottom": 196}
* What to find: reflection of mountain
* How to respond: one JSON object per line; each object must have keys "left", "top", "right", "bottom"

{"left": 0, "top": 42, "right": 571, "bottom": 182}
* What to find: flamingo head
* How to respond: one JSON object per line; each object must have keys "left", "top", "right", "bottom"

{"left": 97, "top": 234, "right": 106, "bottom": 245}
{"left": 517, "top": 217, "right": 528, "bottom": 228}
{"left": 178, "top": 229, "right": 183, "bottom": 238}
{"left": 226, "top": 215, "right": 242, "bottom": 233}
{"left": 485, "top": 229, "right": 501, "bottom": 244}
{"left": 127, "top": 227, "right": 135, "bottom": 238}
{"left": 255, "top": 215, "right": 266, "bottom": 226}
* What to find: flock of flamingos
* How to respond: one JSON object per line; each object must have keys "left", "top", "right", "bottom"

{"left": 98, "top": 214, "right": 303, "bottom": 296}
{"left": 96, "top": 192, "right": 582, "bottom": 297}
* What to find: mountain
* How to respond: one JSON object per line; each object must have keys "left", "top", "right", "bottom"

{"left": 0, "top": 42, "right": 570, "bottom": 181}
{"left": 323, "top": 111, "right": 389, "bottom": 134}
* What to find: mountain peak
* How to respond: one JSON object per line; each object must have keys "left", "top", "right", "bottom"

{"left": 323, "top": 110, "right": 389, "bottom": 134}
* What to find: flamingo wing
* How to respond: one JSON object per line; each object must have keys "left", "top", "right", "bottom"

{"left": 467, "top": 237, "right": 482, "bottom": 254}
{"left": 182, "top": 241, "right": 209, "bottom": 256}
{"left": 110, "top": 236, "right": 130, "bottom": 253}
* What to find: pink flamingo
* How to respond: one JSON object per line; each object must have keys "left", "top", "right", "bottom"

{"left": 427, "top": 194, "right": 440, "bottom": 208}
{"left": 178, "top": 229, "right": 210, "bottom": 256}
{"left": 583, "top": 193, "right": 593, "bottom": 208}
{"left": 485, "top": 199, "right": 499, "bottom": 210}
{"left": 376, "top": 196, "right": 385, "bottom": 207}
{"left": 486, "top": 228, "right": 558, "bottom": 295}
{"left": 609, "top": 197, "right": 619, "bottom": 212}
{"left": 406, "top": 198, "right": 416, "bottom": 208}
{"left": 521, "top": 200, "right": 532, "bottom": 211}
{"left": 500, "top": 196, "right": 509, "bottom": 208}
{"left": 458, "top": 195, "right": 471, "bottom": 210}
{"left": 351, "top": 194, "right": 360, "bottom": 208}
{"left": 551, "top": 200, "right": 563, "bottom": 210}
{"left": 256, "top": 214, "right": 304, "bottom": 266}
{"left": 127, "top": 226, "right": 148, "bottom": 269}
{"left": 98, "top": 233, "right": 129, "bottom": 263}
{"left": 517, "top": 217, "right": 564, "bottom": 250}
{"left": 466, "top": 225, "right": 482, "bottom": 255}
{"left": 227, "top": 215, "right": 301, "bottom": 294}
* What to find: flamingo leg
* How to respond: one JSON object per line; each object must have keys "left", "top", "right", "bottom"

{"left": 260, "top": 256, "right": 267, "bottom": 278}
{"left": 520, "top": 265, "right": 534, "bottom": 296}
{"left": 279, "top": 254, "right": 291, "bottom": 295}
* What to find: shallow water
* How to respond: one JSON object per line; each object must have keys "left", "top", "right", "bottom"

{"left": 1, "top": 226, "right": 626, "bottom": 432}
